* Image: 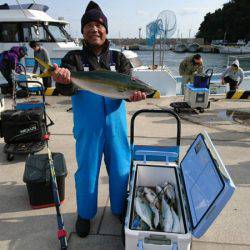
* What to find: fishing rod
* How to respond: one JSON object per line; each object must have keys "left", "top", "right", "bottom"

{"left": 32, "top": 80, "right": 67, "bottom": 250}
{"left": 45, "top": 141, "right": 68, "bottom": 249}
{"left": 41, "top": 85, "right": 68, "bottom": 250}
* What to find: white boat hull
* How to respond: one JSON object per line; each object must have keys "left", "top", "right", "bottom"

{"left": 215, "top": 42, "right": 250, "bottom": 54}
{"left": 175, "top": 44, "right": 187, "bottom": 53}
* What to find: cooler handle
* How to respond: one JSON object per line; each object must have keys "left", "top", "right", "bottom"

{"left": 138, "top": 240, "right": 143, "bottom": 250}
{"left": 205, "top": 69, "right": 214, "bottom": 85}
{"left": 135, "top": 150, "right": 179, "bottom": 164}
{"left": 137, "top": 239, "right": 178, "bottom": 249}
{"left": 130, "top": 109, "right": 181, "bottom": 147}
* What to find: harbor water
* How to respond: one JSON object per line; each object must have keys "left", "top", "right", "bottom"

{"left": 135, "top": 50, "right": 250, "bottom": 75}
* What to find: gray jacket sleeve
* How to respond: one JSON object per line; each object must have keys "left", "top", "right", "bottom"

{"left": 238, "top": 68, "right": 244, "bottom": 84}
{"left": 33, "top": 52, "right": 38, "bottom": 73}
{"left": 221, "top": 67, "right": 230, "bottom": 78}
{"left": 43, "top": 48, "right": 51, "bottom": 64}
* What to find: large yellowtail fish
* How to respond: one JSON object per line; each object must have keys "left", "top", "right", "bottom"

{"left": 34, "top": 57, "right": 160, "bottom": 99}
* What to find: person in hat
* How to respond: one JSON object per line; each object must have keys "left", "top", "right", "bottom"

{"left": 179, "top": 54, "right": 204, "bottom": 93}
{"left": 29, "top": 41, "right": 52, "bottom": 89}
{"left": 0, "top": 46, "right": 27, "bottom": 94}
{"left": 221, "top": 59, "right": 244, "bottom": 91}
{"left": 52, "top": 1, "right": 146, "bottom": 238}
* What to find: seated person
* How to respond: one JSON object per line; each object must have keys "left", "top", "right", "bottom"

{"left": 221, "top": 60, "right": 244, "bottom": 91}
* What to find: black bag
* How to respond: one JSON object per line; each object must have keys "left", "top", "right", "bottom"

{"left": 16, "top": 88, "right": 29, "bottom": 98}
{"left": 0, "top": 109, "right": 46, "bottom": 143}
{"left": 0, "top": 84, "right": 12, "bottom": 95}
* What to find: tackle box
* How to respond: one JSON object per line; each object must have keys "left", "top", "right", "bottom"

{"left": 125, "top": 109, "right": 235, "bottom": 250}
{"left": 23, "top": 153, "right": 67, "bottom": 209}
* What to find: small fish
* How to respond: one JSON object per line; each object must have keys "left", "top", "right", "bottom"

{"left": 34, "top": 57, "right": 161, "bottom": 99}
{"left": 162, "top": 197, "right": 173, "bottom": 232}
{"left": 131, "top": 215, "right": 142, "bottom": 230}
{"left": 137, "top": 186, "right": 144, "bottom": 197}
{"left": 144, "top": 187, "right": 160, "bottom": 208}
{"left": 141, "top": 221, "right": 150, "bottom": 231}
{"left": 156, "top": 185, "right": 163, "bottom": 199}
{"left": 150, "top": 203, "right": 160, "bottom": 229}
{"left": 135, "top": 196, "right": 153, "bottom": 229}
{"left": 163, "top": 182, "right": 176, "bottom": 203}
{"left": 171, "top": 207, "right": 181, "bottom": 233}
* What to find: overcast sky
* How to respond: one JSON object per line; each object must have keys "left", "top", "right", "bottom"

{"left": 8, "top": 0, "right": 228, "bottom": 38}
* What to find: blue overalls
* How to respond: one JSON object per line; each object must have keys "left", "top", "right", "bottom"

{"left": 72, "top": 51, "right": 131, "bottom": 219}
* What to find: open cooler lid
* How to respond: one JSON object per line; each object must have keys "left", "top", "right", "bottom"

{"left": 180, "top": 131, "right": 235, "bottom": 238}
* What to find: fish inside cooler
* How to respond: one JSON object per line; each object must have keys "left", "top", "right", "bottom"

{"left": 130, "top": 164, "right": 187, "bottom": 234}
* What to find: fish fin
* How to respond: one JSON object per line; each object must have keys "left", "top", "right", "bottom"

{"left": 147, "top": 90, "right": 161, "bottom": 99}
{"left": 34, "top": 57, "right": 54, "bottom": 71}
{"left": 117, "top": 87, "right": 127, "bottom": 92}
{"left": 37, "top": 71, "right": 52, "bottom": 78}
{"left": 92, "top": 69, "right": 109, "bottom": 72}
{"left": 34, "top": 57, "right": 54, "bottom": 78}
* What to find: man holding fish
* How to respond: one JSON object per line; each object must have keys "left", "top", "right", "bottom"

{"left": 49, "top": 1, "right": 159, "bottom": 238}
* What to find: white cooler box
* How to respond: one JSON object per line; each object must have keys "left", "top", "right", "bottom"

{"left": 184, "top": 84, "right": 209, "bottom": 109}
{"left": 125, "top": 131, "right": 235, "bottom": 250}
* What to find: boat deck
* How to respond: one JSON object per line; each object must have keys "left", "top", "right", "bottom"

{"left": 0, "top": 95, "right": 250, "bottom": 250}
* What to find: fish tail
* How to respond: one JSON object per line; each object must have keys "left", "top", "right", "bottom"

{"left": 34, "top": 57, "right": 54, "bottom": 78}
{"left": 147, "top": 90, "right": 161, "bottom": 99}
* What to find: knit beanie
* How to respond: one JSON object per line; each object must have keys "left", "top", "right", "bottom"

{"left": 81, "top": 1, "right": 108, "bottom": 34}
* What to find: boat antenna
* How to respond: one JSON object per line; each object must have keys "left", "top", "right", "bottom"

{"left": 16, "top": 0, "right": 28, "bottom": 17}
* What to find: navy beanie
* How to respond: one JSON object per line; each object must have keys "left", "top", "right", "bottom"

{"left": 81, "top": 1, "right": 108, "bottom": 34}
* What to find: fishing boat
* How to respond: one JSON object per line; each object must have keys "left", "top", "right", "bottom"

{"left": 0, "top": 3, "right": 82, "bottom": 66}
{"left": 187, "top": 43, "right": 200, "bottom": 53}
{"left": 213, "top": 40, "right": 250, "bottom": 54}
{"left": 174, "top": 43, "right": 187, "bottom": 53}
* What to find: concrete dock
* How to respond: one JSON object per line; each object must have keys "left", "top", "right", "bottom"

{"left": 0, "top": 95, "right": 250, "bottom": 250}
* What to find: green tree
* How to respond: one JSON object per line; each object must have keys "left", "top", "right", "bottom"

{"left": 196, "top": 0, "right": 250, "bottom": 43}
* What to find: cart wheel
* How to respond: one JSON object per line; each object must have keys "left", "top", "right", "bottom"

{"left": 174, "top": 108, "right": 179, "bottom": 113}
{"left": 199, "top": 108, "right": 204, "bottom": 113}
{"left": 207, "top": 101, "right": 211, "bottom": 109}
{"left": 7, "top": 154, "right": 14, "bottom": 162}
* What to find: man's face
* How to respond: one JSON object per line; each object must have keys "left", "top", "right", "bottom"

{"left": 194, "top": 58, "right": 203, "bottom": 66}
{"left": 19, "top": 49, "right": 26, "bottom": 58}
{"left": 232, "top": 65, "right": 238, "bottom": 71}
{"left": 83, "top": 21, "right": 106, "bottom": 47}
{"left": 33, "top": 45, "right": 40, "bottom": 52}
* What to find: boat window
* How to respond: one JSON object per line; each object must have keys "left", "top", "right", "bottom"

{"left": 46, "top": 23, "right": 73, "bottom": 42}
{"left": 0, "top": 23, "right": 20, "bottom": 42}
{"left": 22, "top": 23, "right": 52, "bottom": 42}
